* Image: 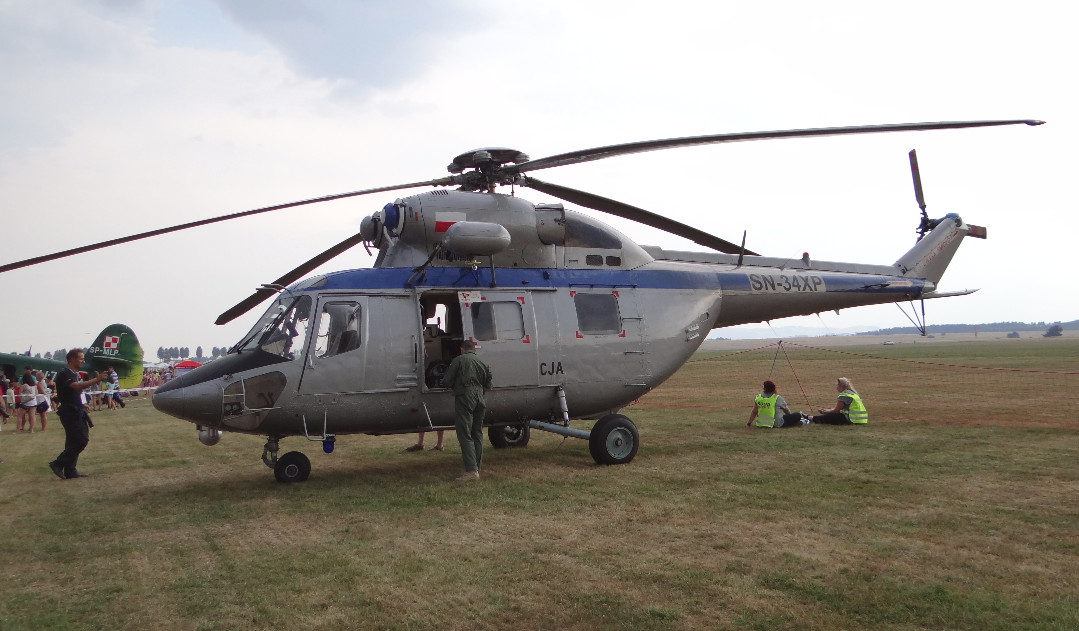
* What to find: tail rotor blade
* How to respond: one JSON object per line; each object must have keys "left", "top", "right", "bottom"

{"left": 909, "top": 149, "right": 927, "bottom": 213}
{"left": 909, "top": 149, "right": 934, "bottom": 241}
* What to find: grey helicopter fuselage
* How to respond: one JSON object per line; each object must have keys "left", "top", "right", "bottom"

{"left": 153, "top": 188, "right": 967, "bottom": 442}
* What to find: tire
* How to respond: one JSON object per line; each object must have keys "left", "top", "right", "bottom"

{"left": 588, "top": 414, "right": 639, "bottom": 465}
{"left": 425, "top": 361, "right": 450, "bottom": 388}
{"left": 488, "top": 423, "right": 531, "bottom": 449}
{"left": 274, "top": 450, "right": 311, "bottom": 483}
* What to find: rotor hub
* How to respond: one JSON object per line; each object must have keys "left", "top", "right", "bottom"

{"left": 447, "top": 147, "right": 529, "bottom": 173}
{"left": 445, "top": 147, "right": 529, "bottom": 192}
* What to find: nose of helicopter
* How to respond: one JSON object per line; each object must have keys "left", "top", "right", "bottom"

{"left": 153, "top": 377, "right": 223, "bottom": 425}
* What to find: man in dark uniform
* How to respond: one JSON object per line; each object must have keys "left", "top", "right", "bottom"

{"left": 48, "top": 348, "right": 108, "bottom": 479}
{"left": 440, "top": 339, "right": 493, "bottom": 482}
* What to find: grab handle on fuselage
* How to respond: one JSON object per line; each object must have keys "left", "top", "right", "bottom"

{"left": 301, "top": 411, "right": 334, "bottom": 443}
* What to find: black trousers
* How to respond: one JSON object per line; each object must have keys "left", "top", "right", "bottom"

{"left": 55, "top": 405, "right": 90, "bottom": 476}
{"left": 813, "top": 412, "right": 853, "bottom": 425}
{"left": 776, "top": 412, "right": 805, "bottom": 428}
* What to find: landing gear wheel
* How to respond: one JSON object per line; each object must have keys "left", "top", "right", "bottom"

{"left": 425, "top": 360, "right": 450, "bottom": 388}
{"left": 588, "top": 414, "right": 639, "bottom": 465}
{"left": 489, "top": 423, "right": 530, "bottom": 448}
{"left": 274, "top": 450, "right": 311, "bottom": 483}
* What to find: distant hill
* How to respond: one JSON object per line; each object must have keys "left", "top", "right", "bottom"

{"left": 859, "top": 319, "right": 1079, "bottom": 336}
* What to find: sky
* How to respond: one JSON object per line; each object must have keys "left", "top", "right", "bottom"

{"left": 0, "top": 0, "right": 1073, "bottom": 359}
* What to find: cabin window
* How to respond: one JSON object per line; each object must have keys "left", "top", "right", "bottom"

{"left": 314, "top": 301, "right": 362, "bottom": 358}
{"left": 236, "top": 294, "right": 313, "bottom": 360}
{"left": 470, "top": 301, "right": 524, "bottom": 341}
{"left": 573, "top": 292, "right": 621, "bottom": 335}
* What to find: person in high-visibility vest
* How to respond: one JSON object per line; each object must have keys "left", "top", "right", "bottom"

{"left": 808, "top": 377, "right": 868, "bottom": 425}
{"left": 747, "top": 380, "right": 807, "bottom": 428}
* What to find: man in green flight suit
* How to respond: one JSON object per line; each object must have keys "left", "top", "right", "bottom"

{"left": 440, "top": 339, "right": 493, "bottom": 482}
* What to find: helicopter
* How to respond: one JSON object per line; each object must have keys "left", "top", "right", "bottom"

{"left": 1, "top": 119, "right": 1042, "bottom": 482}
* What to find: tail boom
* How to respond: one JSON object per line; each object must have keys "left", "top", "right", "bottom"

{"left": 895, "top": 213, "right": 978, "bottom": 284}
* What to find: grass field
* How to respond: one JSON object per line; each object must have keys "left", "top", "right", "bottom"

{"left": 1, "top": 338, "right": 1077, "bottom": 630}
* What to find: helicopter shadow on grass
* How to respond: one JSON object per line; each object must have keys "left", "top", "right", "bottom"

{"left": 109, "top": 439, "right": 599, "bottom": 517}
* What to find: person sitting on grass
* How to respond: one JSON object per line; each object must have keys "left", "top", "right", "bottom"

{"left": 747, "top": 379, "right": 806, "bottom": 428}
{"left": 807, "top": 377, "right": 868, "bottom": 425}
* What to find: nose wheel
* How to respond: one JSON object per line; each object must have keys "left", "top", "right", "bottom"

{"left": 274, "top": 451, "right": 311, "bottom": 483}
{"left": 262, "top": 438, "right": 312, "bottom": 483}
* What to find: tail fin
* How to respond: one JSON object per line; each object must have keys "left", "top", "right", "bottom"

{"left": 895, "top": 213, "right": 983, "bottom": 284}
{"left": 86, "top": 324, "right": 144, "bottom": 388}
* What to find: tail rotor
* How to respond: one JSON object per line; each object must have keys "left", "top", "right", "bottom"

{"left": 909, "top": 149, "right": 932, "bottom": 241}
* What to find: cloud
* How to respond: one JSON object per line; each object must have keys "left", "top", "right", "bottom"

{"left": 209, "top": 0, "right": 492, "bottom": 91}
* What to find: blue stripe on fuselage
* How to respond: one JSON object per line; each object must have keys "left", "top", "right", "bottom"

{"left": 306, "top": 266, "right": 923, "bottom": 294}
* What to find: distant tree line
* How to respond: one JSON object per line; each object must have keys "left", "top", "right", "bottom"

{"left": 154, "top": 346, "right": 232, "bottom": 362}
{"left": 9, "top": 346, "right": 234, "bottom": 362}
{"left": 861, "top": 319, "right": 1078, "bottom": 336}
{"left": 4, "top": 349, "right": 69, "bottom": 359}
{"left": 156, "top": 347, "right": 191, "bottom": 361}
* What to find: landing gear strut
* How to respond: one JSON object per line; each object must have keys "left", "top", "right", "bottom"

{"left": 525, "top": 388, "right": 640, "bottom": 465}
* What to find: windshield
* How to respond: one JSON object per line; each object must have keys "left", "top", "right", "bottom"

{"left": 233, "top": 294, "right": 313, "bottom": 360}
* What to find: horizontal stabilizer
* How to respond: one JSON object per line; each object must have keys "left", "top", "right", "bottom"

{"left": 920, "top": 288, "right": 979, "bottom": 300}
{"left": 966, "top": 225, "right": 987, "bottom": 239}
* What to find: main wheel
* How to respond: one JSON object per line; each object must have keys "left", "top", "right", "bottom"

{"left": 425, "top": 361, "right": 450, "bottom": 388}
{"left": 588, "top": 414, "right": 639, "bottom": 465}
{"left": 488, "top": 423, "right": 531, "bottom": 448}
{"left": 274, "top": 450, "right": 311, "bottom": 483}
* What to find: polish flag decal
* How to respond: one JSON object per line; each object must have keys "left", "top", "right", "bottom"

{"left": 103, "top": 335, "right": 120, "bottom": 349}
{"left": 435, "top": 212, "right": 466, "bottom": 232}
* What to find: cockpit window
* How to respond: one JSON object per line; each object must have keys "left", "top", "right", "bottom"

{"left": 234, "top": 294, "right": 313, "bottom": 360}
{"left": 314, "top": 301, "right": 362, "bottom": 358}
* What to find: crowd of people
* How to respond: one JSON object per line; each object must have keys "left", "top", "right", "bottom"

{"left": 0, "top": 367, "right": 55, "bottom": 433}
{"left": 0, "top": 356, "right": 174, "bottom": 473}
{"left": 141, "top": 370, "right": 172, "bottom": 388}
{"left": 0, "top": 361, "right": 156, "bottom": 434}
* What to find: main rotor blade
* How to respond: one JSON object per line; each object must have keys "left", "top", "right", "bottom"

{"left": 509, "top": 120, "right": 1044, "bottom": 174}
{"left": 215, "top": 231, "right": 368, "bottom": 325}
{"left": 522, "top": 176, "right": 758, "bottom": 256}
{"left": 908, "top": 149, "right": 927, "bottom": 212}
{"left": 0, "top": 177, "right": 453, "bottom": 274}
